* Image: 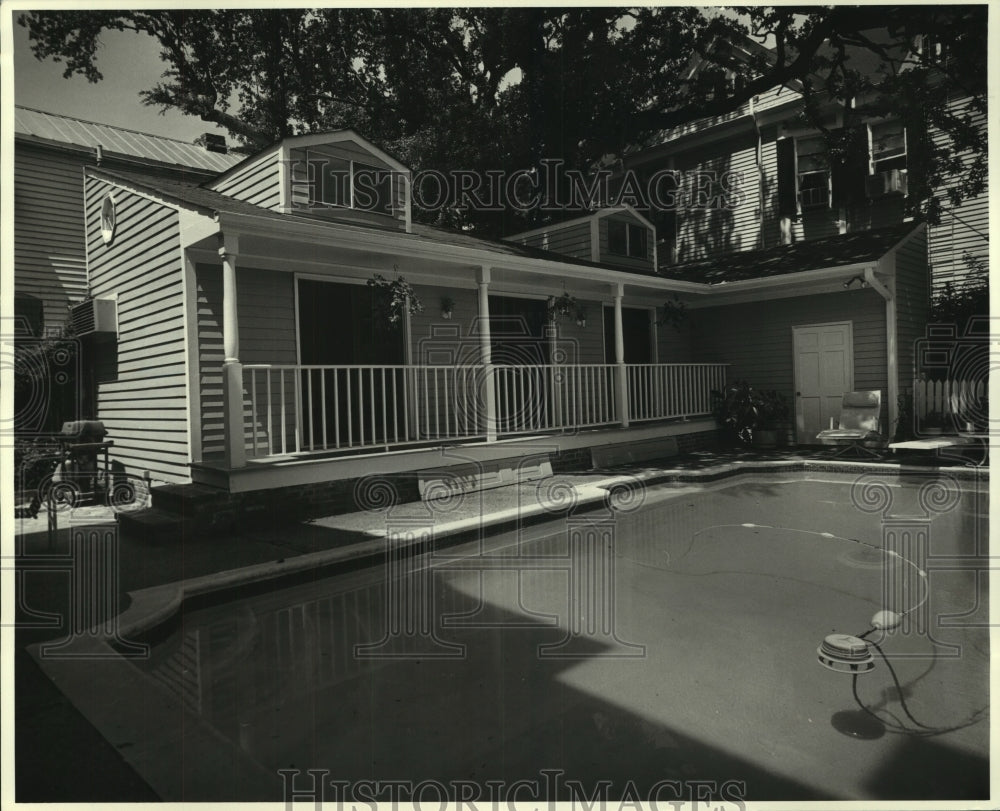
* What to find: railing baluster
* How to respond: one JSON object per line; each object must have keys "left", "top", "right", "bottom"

{"left": 320, "top": 370, "right": 327, "bottom": 450}
{"left": 266, "top": 371, "right": 273, "bottom": 456}
{"left": 346, "top": 368, "right": 353, "bottom": 447}
{"left": 333, "top": 369, "right": 340, "bottom": 448}
{"left": 391, "top": 369, "right": 399, "bottom": 444}
{"left": 279, "top": 369, "right": 287, "bottom": 455}
{"left": 250, "top": 368, "right": 258, "bottom": 457}
{"left": 306, "top": 369, "right": 314, "bottom": 451}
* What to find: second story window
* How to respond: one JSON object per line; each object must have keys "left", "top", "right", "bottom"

{"left": 796, "top": 136, "right": 831, "bottom": 210}
{"left": 608, "top": 220, "right": 648, "bottom": 259}
{"left": 869, "top": 120, "right": 907, "bottom": 173}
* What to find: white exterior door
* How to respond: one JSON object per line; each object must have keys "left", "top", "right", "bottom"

{"left": 793, "top": 322, "right": 854, "bottom": 442}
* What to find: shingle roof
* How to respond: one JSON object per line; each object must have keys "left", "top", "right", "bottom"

{"left": 658, "top": 222, "right": 921, "bottom": 284}
{"left": 15, "top": 106, "right": 242, "bottom": 173}
{"left": 87, "top": 166, "right": 665, "bottom": 279}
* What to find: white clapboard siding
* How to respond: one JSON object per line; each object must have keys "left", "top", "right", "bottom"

{"left": 14, "top": 144, "right": 88, "bottom": 329}
{"left": 927, "top": 95, "right": 988, "bottom": 295}
{"left": 209, "top": 150, "right": 281, "bottom": 209}
{"left": 675, "top": 138, "right": 761, "bottom": 263}
{"left": 85, "top": 176, "right": 191, "bottom": 484}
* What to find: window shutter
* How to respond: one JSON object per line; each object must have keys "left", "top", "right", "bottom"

{"left": 776, "top": 137, "right": 798, "bottom": 218}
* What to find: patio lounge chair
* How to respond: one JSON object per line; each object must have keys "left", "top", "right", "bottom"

{"left": 816, "top": 390, "right": 885, "bottom": 458}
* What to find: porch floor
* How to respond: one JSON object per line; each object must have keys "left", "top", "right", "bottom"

{"left": 14, "top": 446, "right": 988, "bottom": 801}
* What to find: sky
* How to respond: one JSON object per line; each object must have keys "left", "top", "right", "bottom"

{"left": 13, "top": 11, "right": 226, "bottom": 142}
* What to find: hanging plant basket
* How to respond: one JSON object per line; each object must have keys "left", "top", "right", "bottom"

{"left": 367, "top": 267, "right": 423, "bottom": 330}
{"left": 657, "top": 293, "right": 688, "bottom": 332}
{"left": 547, "top": 292, "right": 578, "bottom": 323}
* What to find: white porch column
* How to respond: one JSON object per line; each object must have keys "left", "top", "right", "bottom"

{"left": 613, "top": 282, "right": 630, "bottom": 428}
{"left": 477, "top": 266, "right": 497, "bottom": 441}
{"left": 220, "top": 233, "right": 246, "bottom": 469}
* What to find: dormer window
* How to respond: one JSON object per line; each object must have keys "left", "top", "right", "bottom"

{"left": 299, "top": 151, "right": 395, "bottom": 215}
{"left": 608, "top": 220, "right": 647, "bottom": 258}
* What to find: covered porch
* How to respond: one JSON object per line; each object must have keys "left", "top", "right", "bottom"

{"left": 189, "top": 211, "right": 723, "bottom": 491}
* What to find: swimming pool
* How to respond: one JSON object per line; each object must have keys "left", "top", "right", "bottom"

{"left": 40, "top": 470, "right": 991, "bottom": 802}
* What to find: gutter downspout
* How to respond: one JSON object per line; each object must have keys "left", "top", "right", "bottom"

{"left": 864, "top": 267, "right": 897, "bottom": 437}
{"left": 750, "top": 98, "right": 768, "bottom": 250}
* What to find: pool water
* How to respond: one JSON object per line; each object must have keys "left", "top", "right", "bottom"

{"left": 138, "top": 472, "right": 989, "bottom": 801}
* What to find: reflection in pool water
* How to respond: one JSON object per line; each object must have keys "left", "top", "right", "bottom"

{"left": 137, "top": 474, "right": 989, "bottom": 800}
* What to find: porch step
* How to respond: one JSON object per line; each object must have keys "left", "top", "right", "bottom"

{"left": 151, "top": 482, "right": 232, "bottom": 516}
{"left": 118, "top": 507, "right": 190, "bottom": 541}
{"left": 417, "top": 455, "right": 553, "bottom": 501}
{"left": 592, "top": 436, "right": 680, "bottom": 468}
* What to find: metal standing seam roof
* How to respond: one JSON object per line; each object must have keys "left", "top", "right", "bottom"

{"left": 14, "top": 105, "right": 242, "bottom": 173}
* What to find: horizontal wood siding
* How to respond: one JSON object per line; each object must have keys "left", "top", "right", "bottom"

{"left": 196, "top": 264, "right": 297, "bottom": 458}
{"left": 674, "top": 134, "right": 761, "bottom": 263}
{"left": 15, "top": 144, "right": 88, "bottom": 330}
{"left": 211, "top": 152, "right": 280, "bottom": 209}
{"left": 893, "top": 229, "right": 930, "bottom": 396}
{"left": 518, "top": 221, "right": 592, "bottom": 259}
{"left": 84, "top": 177, "right": 190, "bottom": 483}
{"left": 690, "top": 289, "right": 887, "bottom": 412}
{"left": 409, "top": 284, "right": 481, "bottom": 363}
{"left": 927, "top": 96, "right": 988, "bottom": 293}
{"left": 656, "top": 318, "right": 695, "bottom": 363}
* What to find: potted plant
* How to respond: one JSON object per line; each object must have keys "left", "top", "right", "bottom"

{"left": 657, "top": 293, "right": 688, "bottom": 332}
{"left": 440, "top": 295, "right": 456, "bottom": 319}
{"left": 753, "top": 389, "right": 790, "bottom": 448}
{"left": 547, "top": 291, "right": 578, "bottom": 323}
{"left": 711, "top": 380, "right": 787, "bottom": 447}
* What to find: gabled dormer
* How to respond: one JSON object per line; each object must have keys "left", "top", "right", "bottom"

{"left": 207, "top": 130, "right": 412, "bottom": 232}
{"left": 507, "top": 205, "right": 657, "bottom": 271}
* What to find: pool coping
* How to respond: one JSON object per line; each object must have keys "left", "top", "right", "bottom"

{"left": 25, "top": 457, "right": 989, "bottom": 800}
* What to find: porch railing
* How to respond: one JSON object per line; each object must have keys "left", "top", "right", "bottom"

{"left": 627, "top": 363, "right": 729, "bottom": 422}
{"left": 240, "top": 362, "right": 728, "bottom": 459}
{"left": 494, "top": 364, "right": 618, "bottom": 435}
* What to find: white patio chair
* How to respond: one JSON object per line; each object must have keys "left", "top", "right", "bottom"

{"left": 816, "top": 390, "right": 885, "bottom": 458}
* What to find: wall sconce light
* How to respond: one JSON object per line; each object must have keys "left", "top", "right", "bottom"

{"left": 577, "top": 316, "right": 587, "bottom": 328}
{"left": 440, "top": 296, "right": 455, "bottom": 319}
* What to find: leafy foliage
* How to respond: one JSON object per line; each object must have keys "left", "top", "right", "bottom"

{"left": 930, "top": 252, "right": 989, "bottom": 333}
{"left": 19, "top": 7, "right": 987, "bottom": 233}
{"left": 711, "top": 380, "right": 789, "bottom": 444}
{"left": 367, "top": 270, "right": 423, "bottom": 329}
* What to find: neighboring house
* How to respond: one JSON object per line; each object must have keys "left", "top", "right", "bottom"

{"left": 14, "top": 106, "right": 241, "bottom": 334}
{"left": 76, "top": 125, "right": 925, "bottom": 516}
{"left": 619, "top": 36, "right": 987, "bottom": 290}
{"left": 505, "top": 34, "right": 983, "bottom": 457}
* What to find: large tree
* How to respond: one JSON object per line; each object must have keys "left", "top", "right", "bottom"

{"left": 20, "top": 6, "right": 987, "bottom": 235}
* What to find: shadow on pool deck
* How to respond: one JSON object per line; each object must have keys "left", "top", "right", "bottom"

{"left": 13, "top": 448, "right": 989, "bottom": 801}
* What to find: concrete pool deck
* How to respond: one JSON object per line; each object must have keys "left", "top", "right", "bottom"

{"left": 13, "top": 449, "right": 990, "bottom": 801}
